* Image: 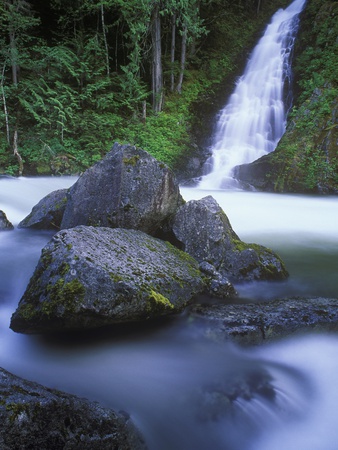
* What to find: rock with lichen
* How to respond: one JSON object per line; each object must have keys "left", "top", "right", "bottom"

{"left": 18, "top": 189, "right": 68, "bottom": 230}
{"left": 172, "top": 196, "right": 288, "bottom": 282}
{"left": 0, "top": 367, "right": 147, "bottom": 450}
{"left": 10, "top": 226, "right": 206, "bottom": 334}
{"left": 61, "top": 142, "right": 184, "bottom": 235}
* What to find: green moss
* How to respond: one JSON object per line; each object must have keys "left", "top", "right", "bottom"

{"left": 261, "top": 254, "right": 289, "bottom": 278}
{"left": 234, "top": 239, "right": 271, "bottom": 254}
{"left": 123, "top": 155, "right": 140, "bottom": 166}
{"left": 109, "top": 272, "right": 123, "bottom": 282}
{"left": 235, "top": 239, "right": 279, "bottom": 256}
{"left": 41, "top": 251, "right": 53, "bottom": 268}
{"left": 59, "top": 262, "right": 70, "bottom": 276}
{"left": 234, "top": 239, "right": 288, "bottom": 279}
{"left": 41, "top": 278, "right": 85, "bottom": 316}
{"left": 6, "top": 402, "right": 29, "bottom": 423}
{"left": 18, "top": 302, "right": 38, "bottom": 321}
{"left": 164, "top": 241, "right": 200, "bottom": 273}
{"left": 233, "top": 239, "right": 249, "bottom": 252}
{"left": 11, "top": 385, "right": 33, "bottom": 396}
{"left": 55, "top": 196, "right": 67, "bottom": 210}
{"left": 146, "top": 290, "right": 175, "bottom": 314}
{"left": 145, "top": 242, "right": 158, "bottom": 252}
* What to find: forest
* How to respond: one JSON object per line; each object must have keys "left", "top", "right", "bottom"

{"left": 0, "top": 0, "right": 291, "bottom": 176}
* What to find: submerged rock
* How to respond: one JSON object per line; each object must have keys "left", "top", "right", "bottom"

{"left": 18, "top": 188, "right": 68, "bottom": 230}
{"left": 186, "top": 363, "right": 276, "bottom": 424}
{"left": 61, "top": 142, "right": 184, "bottom": 235}
{"left": 0, "top": 210, "right": 14, "bottom": 231}
{"left": 10, "top": 226, "right": 205, "bottom": 334}
{"left": 172, "top": 196, "right": 288, "bottom": 282}
{"left": 187, "top": 297, "right": 338, "bottom": 345}
{"left": 0, "top": 367, "right": 146, "bottom": 450}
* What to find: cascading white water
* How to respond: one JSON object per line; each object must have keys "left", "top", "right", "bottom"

{"left": 199, "top": 0, "right": 306, "bottom": 189}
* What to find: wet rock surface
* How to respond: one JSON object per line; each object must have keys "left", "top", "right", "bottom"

{"left": 18, "top": 188, "right": 68, "bottom": 230}
{"left": 61, "top": 142, "right": 184, "bottom": 235}
{"left": 10, "top": 145, "right": 291, "bottom": 337}
{"left": 0, "top": 210, "right": 14, "bottom": 231}
{"left": 186, "top": 297, "right": 338, "bottom": 345}
{"left": 172, "top": 196, "right": 288, "bottom": 282}
{"left": 10, "top": 226, "right": 205, "bottom": 334}
{"left": 0, "top": 367, "right": 146, "bottom": 450}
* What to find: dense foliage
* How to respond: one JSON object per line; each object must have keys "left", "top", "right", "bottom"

{"left": 0, "top": 0, "right": 289, "bottom": 176}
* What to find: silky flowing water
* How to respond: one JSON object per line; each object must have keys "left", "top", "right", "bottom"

{"left": 1, "top": 177, "right": 338, "bottom": 450}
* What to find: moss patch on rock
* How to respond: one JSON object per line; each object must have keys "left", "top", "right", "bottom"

{"left": 10, "top": 226, "right": 206, "bottom": 334}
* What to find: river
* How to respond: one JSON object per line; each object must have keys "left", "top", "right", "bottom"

{"left": 1, "top": 176, "right": 338, "bottom": 450}
{"left": 2, "top": 0, "right": 338, "bottom": 447}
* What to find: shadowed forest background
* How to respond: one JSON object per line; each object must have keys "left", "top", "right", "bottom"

{"left": 0, "top": 0, "right": 337, "bottom": 192}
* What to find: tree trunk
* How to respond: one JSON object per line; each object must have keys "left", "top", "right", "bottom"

{"left": 257, "top": 0, "right": 262, "bottom": 14}
{"left": 142, "top": 100, "right": 147, "bottom": 123}
{"left": 9, "top": 30, "right": 18, "bottom": 85}
{"left": 151, "top": 3, "right": 163, "bottom": 113}
{"left": 176, "top": 24, "right": 187, "bottom": 94}
{"left": 170, "top": 13, "right": 176, "bottom": 92}
{"left": 189, "top": 0, "right": 200, "bottom": 58}
{"left": 1, "top": 64, "right": 10, "bottom": 145}
{"left": 101, "top": 4, "right": 110, "bottom": 77}
{"left": 13, "top": 129, "right": 23, "bottom": 176}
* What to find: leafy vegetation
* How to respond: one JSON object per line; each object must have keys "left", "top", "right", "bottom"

{"left": 0, "top": 0, "right": 292, "bottom": 176}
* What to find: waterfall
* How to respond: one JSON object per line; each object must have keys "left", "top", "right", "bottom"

{"left": 199, "top": 0, "right": 307, "bottom": 190}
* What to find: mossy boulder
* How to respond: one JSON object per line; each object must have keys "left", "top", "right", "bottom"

{"left": 172, "top": 196, "right": 288, "bottom": 282}
{"left": 10, "top": 226, "right": 205, "bottom": 334}
{"left": 0, "top": 367, "right": 146, "bottom": 450}
{"left": 60, "top": 142, "right": 184, "bottom": 235}
{"left": 18, "top": 188, "right": 68, "bottom": 230}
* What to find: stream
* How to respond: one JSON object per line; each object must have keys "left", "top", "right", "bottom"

{"left": 1, "top": 0, "right": 338, "bottom": 448}
{"left": 1, "top": 176, "right": 338, "bottom": 450}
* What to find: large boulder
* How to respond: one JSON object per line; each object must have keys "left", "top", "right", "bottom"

{"left": 18, "top": 189, "right": 68, "bottom": 230}
{"left": 0, "top": 210, "right": 14, "bottom": 231}
{"left": 61, "top": 143, "right": 184, "bottom": 235}
{"left": 172, "top": 196, "right": 288, "bottom": 282}
{"left": 10, "top": 226, "right": 205, "bottom": 334}
{"left": 0, "top": 367, "right": 146, "bottom": 450}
